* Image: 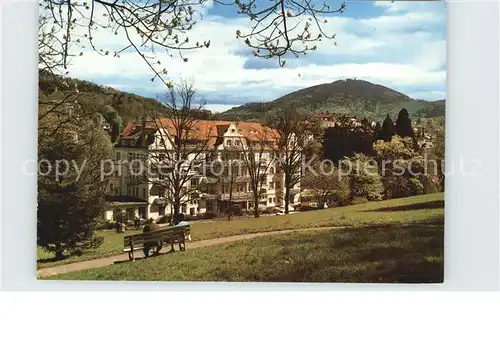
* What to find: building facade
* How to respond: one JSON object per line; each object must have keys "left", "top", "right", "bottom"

{"left": 103, "top": 119, "right": 302, "bottom": 221}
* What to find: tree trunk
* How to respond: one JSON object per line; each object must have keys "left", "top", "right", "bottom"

{"left": 54, "top": 242, "right": 64, "bottom": 260}
{"left": 253, "top": 191, "right": 260, "bottom": 218}
{"left": 284, "top": 178, "right": 291, "bottom": 214}
{"left": 173, "top": 195, "right": 181, "bottom": 224}
{"left": 228, "top": 191, "right": 233, "bottom": 221}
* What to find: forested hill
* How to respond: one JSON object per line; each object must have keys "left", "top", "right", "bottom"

{"left": 221, "top": 79, "right": 445, "bottom": 121}
{"left": 39, "top": 72, "right": 445, "bottom": 126}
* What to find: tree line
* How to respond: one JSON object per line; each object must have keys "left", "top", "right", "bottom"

{"left": 302, "top": 109, "right": 445, "bottom": 208}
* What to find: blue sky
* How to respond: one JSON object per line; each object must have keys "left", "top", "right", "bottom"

{"left": 66, "top": 1, "right": 446, "bottom": 112}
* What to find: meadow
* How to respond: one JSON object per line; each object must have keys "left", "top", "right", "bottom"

{"left": 40, "top": 193, "right": 444, "bottom": 282}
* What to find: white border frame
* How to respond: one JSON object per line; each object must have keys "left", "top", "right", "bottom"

{"left": 1, "top": 0, "right": 499, "bottom": 290}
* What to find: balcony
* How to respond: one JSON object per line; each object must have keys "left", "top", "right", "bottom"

{"left": 199, "top": 193, "right": 218, "bottom": 200}
{"left": 219, "top": 192, "right": 253, "bottom": 201}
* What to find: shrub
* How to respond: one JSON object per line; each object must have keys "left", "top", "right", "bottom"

{"left": 157, "top": 215, "right": 171, "bottom": 224}
{"left": 241, "top": 210, "right": 252, "bottom": 217}
{"left": 231, "top": 206, "right": 243, "bottom": 216}
{"left": 297, "top": 205, "right": 319, "bottom": 212}
{"left": 261, "top": 208, "right": 273, "bottom": 215}
{"left": 351, "top": 196, "right": 369, "bottom": 205}
{"left": 204, "top": 211, "right": 217, "bottom": 219}
{"left": 95, "top": 219, "right": 115, "bottom": 231}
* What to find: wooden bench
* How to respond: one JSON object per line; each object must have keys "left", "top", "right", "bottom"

{"left": 123, "top": 224, "right": 191, "bottom": 261}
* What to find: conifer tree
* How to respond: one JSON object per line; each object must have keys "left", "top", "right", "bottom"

{"left": 395, "top": 108, "right": 415, "bottom": 139}
{"left": 380, "top": 114, "right": 395, "bottom": 142}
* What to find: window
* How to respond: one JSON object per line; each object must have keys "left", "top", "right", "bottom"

{"left": 269, "top": 182, "right": 274, "bottom": 190}
{"left": 226, "top": 139, "right": 232, "bottom": 146}
{"left": 116, "top": 152, "right": 121, "bottom": 161}
{"left": 191, "top": 178, "right": 199, "bottom": 187}
{"left": 235, "top": 140, "right": 241, "bottom": 146}
{"left": 142, "top": 188, "right": 146, "bottom": 199}
{"left": 270, "top": 167, "right": 274, "bottom": 174}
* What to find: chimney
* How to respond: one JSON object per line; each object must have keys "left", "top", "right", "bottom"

{"left": 141, "top": 117, "right": 146, "bottom": 147}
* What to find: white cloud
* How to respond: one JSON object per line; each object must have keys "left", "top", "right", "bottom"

{"left": 64, "top": 1, "right": 446, "bottom": 107}
{"left": 372, "top": 1, "right": 443, "bottom": 14}
{"left": 205, "top": 104, "right": 238, "bottom": 113}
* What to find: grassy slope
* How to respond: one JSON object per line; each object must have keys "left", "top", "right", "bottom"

{"left": 50, "top": 224, "right": 443, "bottom": 283}
{"left": 38, "top": 193, "right": 444, "bottom": 269}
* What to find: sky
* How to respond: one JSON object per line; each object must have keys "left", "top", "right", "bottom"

{"left": 65, "top": 1, "right": 446, "bottom": 113}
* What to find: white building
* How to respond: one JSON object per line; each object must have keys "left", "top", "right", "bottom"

{"left": 103, "top": 119, "right": 301, "bottom": 221}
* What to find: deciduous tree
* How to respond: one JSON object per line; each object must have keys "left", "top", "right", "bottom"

{"left": 341, "top": 153, "right": 383, "bottom": 202}
{"left": 39, "top": 0, "right": 347, "bottom": 79}
{"left": 238, "top": 127, "right": 275, "bottom": 218}
{"left": 267, "top": 105, "right": 311, "bottom": 213}
{"left": 147, "top": 80, "right": 211, "bottom": 220}
{"left": 301, "top": 162, "right": 349, "bottom": 208}
{"left": 373, "top": 135, "right": 428, "bottom": 199}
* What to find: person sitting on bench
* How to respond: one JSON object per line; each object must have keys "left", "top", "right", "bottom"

{"left": 142, "top": 219, "right": 160, "bottom": 256}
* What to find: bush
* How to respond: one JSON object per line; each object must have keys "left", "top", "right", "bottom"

{"left": 297, "top": 205, "right": 319, "bottom": 212}
{"left": 184, "top": 214, "right": 198, "bottom": 221}
{"left": 231, "top": 206, "right": 243, "bottom": 216}
{"left": 95, "top": 219, "right": 116, "bottom": 231}
{"left": 157, "top": 215, "right": 171, "bottom": 224}
{"left": 204, "top": 212, "right": 217, "bottom": 219}
{"left": 261, "top": 208, "right": 273, "bottom": 215}
{"left": 241, "top": 210, "right": 252, "bottom": 216}
{"left": 351, "top": 196, "right": 369, "bottom": 205}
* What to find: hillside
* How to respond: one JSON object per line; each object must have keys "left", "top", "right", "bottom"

{"left": 221, "top": 79, "right": 445, "bottom": 121}
{"left": 38, "top": 71, "right": 213, "bottom": 125}
{"left": 39, "top": 73, "right": 445, "bottom": 124}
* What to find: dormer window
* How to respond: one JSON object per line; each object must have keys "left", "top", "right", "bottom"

{"left": 226, "top": 139, "right": 232, "bottom": 146}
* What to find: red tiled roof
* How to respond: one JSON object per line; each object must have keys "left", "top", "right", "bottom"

{"left": 119, "top": 119, "right": 278, "bottom": 147}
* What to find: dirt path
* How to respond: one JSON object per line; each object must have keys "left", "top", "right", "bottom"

{"left": 37, "top": 226, "right": 347, "bottom": 278}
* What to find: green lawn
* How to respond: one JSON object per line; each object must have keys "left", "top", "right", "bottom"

{"left": 48, "top": 224, "right": 444, "bottom": 283}
{"left": 38, "top": 192, "right": 444, "bottom": 269}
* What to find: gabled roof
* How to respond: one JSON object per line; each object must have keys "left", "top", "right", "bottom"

{"left": 119, "top": 119, "right": 278, "bottom": 147}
